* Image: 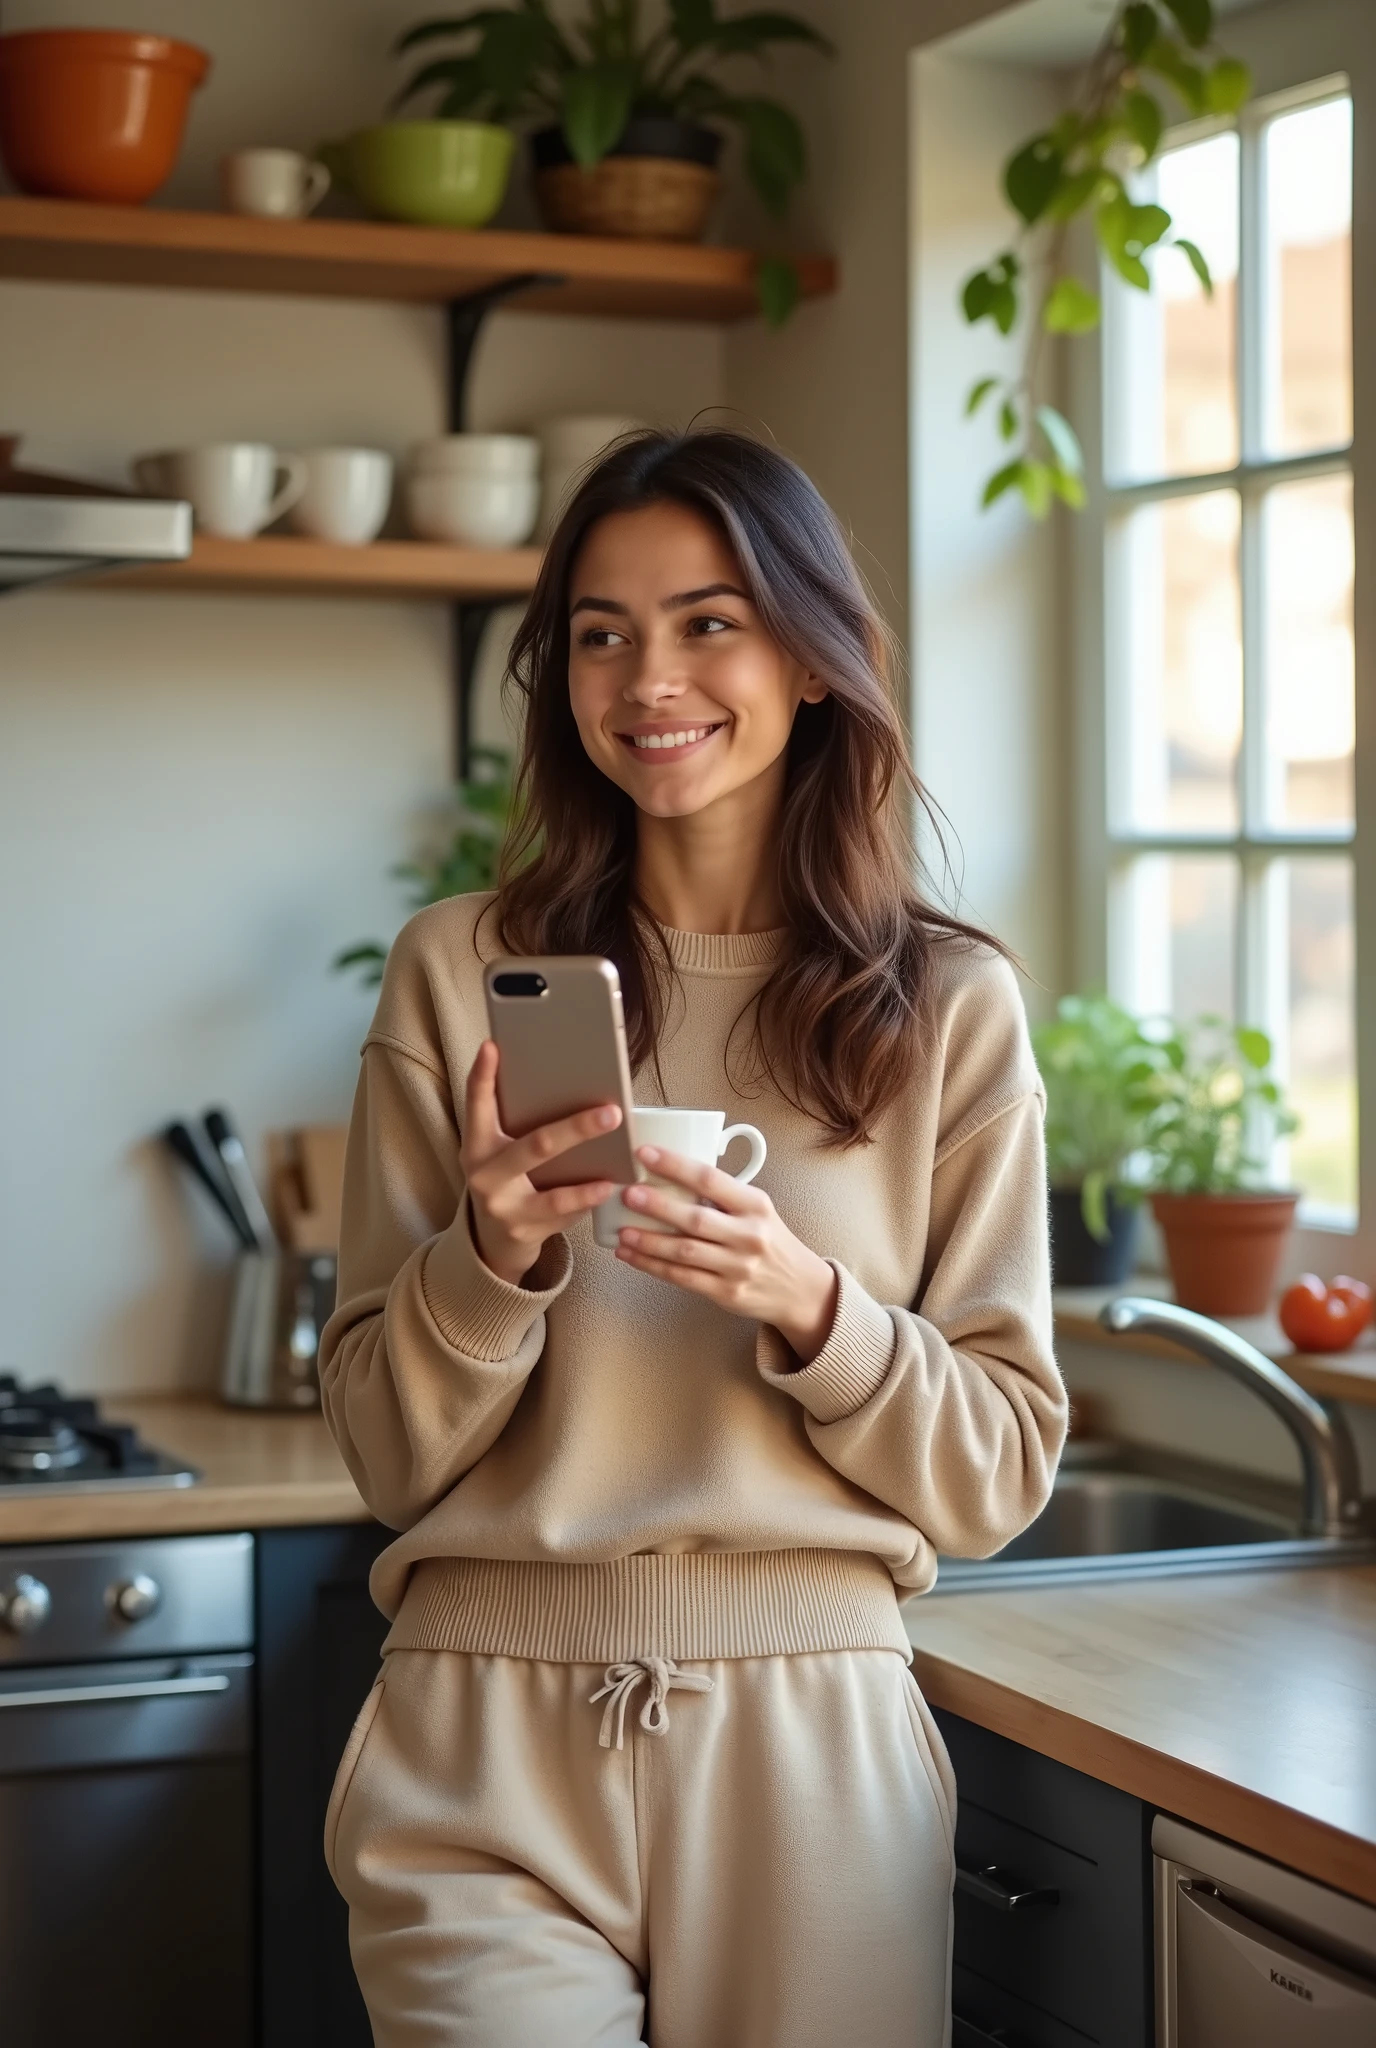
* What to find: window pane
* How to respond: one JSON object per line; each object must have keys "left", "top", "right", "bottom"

{"left": 1117, "top": 854, "right": 1237, "bottom": 1023}
{"left": 1263, "top": 97, "right": 1352, "bottom": 455}
{"left": 1284, "top": 858, "right": 1356, "bottom": 1216}
{"left": 1263, "top": 473, "right": 1354, "bottom": 830}
{"left": 1106, "top": 132, "right": 1238, "bottom": 482}
{"left": 1117, "top": 492, "right": 1241, "bottom": 832}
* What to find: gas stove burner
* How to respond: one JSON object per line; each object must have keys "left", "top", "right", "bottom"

{"left": 0, "top": 1407, "right": 87, "bottom": 1474}
{"left": 0, "top": 1373, "right": 198, "bottom": 1494}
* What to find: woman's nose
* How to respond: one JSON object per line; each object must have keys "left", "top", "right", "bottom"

{"left": 620, "top": 644, "right": 684, "bottom": 704}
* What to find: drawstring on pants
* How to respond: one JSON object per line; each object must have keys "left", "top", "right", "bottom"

{"left": 589, "top": 1658, "right": 714, "bottom": 1750}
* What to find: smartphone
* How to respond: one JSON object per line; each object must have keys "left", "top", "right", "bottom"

{"left": 482, "top": 956, "right": 640, "bottom": 1191}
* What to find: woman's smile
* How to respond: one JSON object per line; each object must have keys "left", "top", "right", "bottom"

{"left": 615, "top": 719, "right": 729, "bottom": 758}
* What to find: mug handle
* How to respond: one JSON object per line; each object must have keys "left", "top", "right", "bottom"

{"left": 302, "top": 160, "right": 331, "bottom": 214}
{"left": 718, "top": 1124, "right": 767, "bottom": 1186}
{"left": 265, "top": 453, "right": 308, "bottom": 525}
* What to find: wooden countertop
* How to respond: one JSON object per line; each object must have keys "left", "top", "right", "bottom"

{"left": 0, "top": 1397, "right": 369, "bottom": 1543}
{"left": 907, "top": 1566, "right": 1376, "bottom": 1906}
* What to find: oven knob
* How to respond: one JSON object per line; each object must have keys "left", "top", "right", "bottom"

{"left": 109, "top": 1573, "right": 162, "bottom": 1623}
{"left": 1, "top": 1574, "right": 52, "bottom": 1635}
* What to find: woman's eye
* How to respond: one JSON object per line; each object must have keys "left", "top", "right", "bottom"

{"left": 687, "top": 614, "right": 733, "bottom": 637}
{"left": 578, "top": 626, "right": 627, "bottom": 648}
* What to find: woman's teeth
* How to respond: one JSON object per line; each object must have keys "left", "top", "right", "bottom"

{"left": 628, "top": 725, "right": 719, "bottom": 749}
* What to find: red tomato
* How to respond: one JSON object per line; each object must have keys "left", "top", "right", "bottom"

{"left": 1278, "top": 1273, "right": 1374, "bottom": 1353}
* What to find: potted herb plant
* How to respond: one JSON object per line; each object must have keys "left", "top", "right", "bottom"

{"left": 1032, "top": 994, "right": 1163, "bottom": 1287}
{"left": 1141, "top": 1016, "right": 1299, "bottom": 1317}
{"left": 393, "top": 0, "right": 830, "bottom": 311}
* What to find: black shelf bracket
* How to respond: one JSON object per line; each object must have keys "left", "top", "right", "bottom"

{"left": 445, "top": 271, "right": 562, "bottom": 778}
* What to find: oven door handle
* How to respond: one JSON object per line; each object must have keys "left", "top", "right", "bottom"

{"left": 0, "top": 1673, "right": 231, "bottom": 1710}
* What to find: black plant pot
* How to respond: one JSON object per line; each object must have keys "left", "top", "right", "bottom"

{"left": 1048, "top": 1186, "right": 1140, "bottom": 1288}
{"left": 530, "top": 113, "right": 723, "bottom": 171}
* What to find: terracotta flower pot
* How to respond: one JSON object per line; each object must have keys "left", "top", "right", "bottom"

{"left": 0, "top": 30, "right": 211, "bottom": 205}
{"left": 1151, "top": 1190, "right": 1298, "bottom": 1317}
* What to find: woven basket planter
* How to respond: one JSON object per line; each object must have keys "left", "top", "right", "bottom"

{"left": 530, "top": 115, "right": 722, "bottom": 242}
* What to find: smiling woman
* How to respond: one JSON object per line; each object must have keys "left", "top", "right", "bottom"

{"left": 318, "top": 427, "right": 1066, "bottom": 2048}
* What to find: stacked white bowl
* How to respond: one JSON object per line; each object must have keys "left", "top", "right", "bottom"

{"left": 405, "top": 433, "right": 541, "bottom": 548}
{"left": 537, "top": 416, "right": 647, "bottom": 540}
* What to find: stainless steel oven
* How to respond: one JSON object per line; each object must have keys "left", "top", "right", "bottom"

{"left": 0, "top": 1533, "right": 254, "bottom": 2048}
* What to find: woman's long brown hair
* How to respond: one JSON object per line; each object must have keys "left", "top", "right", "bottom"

{"left": 496, "top": 429, "right": 1002, "bottom": 1145}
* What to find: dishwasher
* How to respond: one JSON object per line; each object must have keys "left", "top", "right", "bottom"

{"left": 1155, "top": 1814, "right": 1376, "bottom": 2045}
{"left": 0, "top": 1532, "right": 254, "bottom": 2048}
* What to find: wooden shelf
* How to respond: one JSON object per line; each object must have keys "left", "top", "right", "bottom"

{"left": 1054, "top": 1277, "right": 1376, "bottom": 1408}
{"left": 89, "top": 533, "right": 543, "bottom": 600}
{"left": 0, "top": 196, "right": 835, "bottom": 320}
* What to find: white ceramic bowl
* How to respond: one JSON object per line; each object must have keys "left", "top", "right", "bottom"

{"left": 405, "top": 470, "right": 540, "bottom": 547}
{"left": 409, "top": 433, "right": 539, "bottom": 479}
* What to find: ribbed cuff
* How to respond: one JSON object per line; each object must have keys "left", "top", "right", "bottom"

{"left": 757, "top": 1261, "right": 896, "bottom": 1424}
{"left": 422, "top": 1203, "right": 572, "bottom": 1363}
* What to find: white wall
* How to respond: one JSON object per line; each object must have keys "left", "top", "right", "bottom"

{"left": 0, "top": 2, "right": 722, "bottom": 1397}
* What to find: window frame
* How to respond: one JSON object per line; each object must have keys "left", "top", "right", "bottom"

{"left": 1073, "top": 47, "right": 1368, "bottom": 1267}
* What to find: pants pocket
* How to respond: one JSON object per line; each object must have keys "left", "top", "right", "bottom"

{"left": 900, "top": 1667, "right": 957, "bottom": 1861}
{"left": 324, "top": 1673, "right": 386, "bottom": 1885}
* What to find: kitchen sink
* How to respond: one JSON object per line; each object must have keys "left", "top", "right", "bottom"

{"left": 932, "top": 1465, "right": 1376, "bottom": 1593}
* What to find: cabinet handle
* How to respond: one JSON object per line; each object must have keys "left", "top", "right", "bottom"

{"left": 0, "top": 1674, "right": 231, "bottom": 1711}
{"left": 955, "top": 1861, "right": 1060, "bottom": 1912}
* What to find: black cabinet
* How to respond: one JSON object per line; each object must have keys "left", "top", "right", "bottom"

{"left": 256, "top": 1523, "right": 390, "bottom": 2048}
{"left": 935, "top": 1708, "right": 1153, "bottom": 2048}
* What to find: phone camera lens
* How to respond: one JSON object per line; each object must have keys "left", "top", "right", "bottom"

{"left": 492, "top": 972, "right": 548, "bottom": 998}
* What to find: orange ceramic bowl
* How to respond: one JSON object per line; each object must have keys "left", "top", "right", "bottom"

{"left": 0, "top": 30, "right": 210, "bottom": 204}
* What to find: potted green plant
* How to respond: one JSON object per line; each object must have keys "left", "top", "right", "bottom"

{"left": 393, "top": 0, "right": 830, "bottom": 314}
{"left": 1032, "top": 994, "right": 1163, "bottom": 1288}
{"left": 334, "top": 748, "right": 516, "bottom": 988}
{"left": 1140, "top": 1016, "right": 1299, "bottom": 1317}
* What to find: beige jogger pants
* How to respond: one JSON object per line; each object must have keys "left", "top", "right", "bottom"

{"left": 326, "top": 1645, "right": 956, "bottom": 2048}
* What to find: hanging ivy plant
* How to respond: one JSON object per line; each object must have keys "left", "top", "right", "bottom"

{"left": 961, "top": 0, "right": 1251, "bottom": 517}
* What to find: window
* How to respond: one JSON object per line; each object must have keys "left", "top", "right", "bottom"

{"left": 1099, "top": 83, "right": 1356, "bottom": 1224}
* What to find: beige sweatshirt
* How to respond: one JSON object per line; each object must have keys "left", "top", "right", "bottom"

{"left": 320, "top": 893, "right": 1065, "bottom": 1665}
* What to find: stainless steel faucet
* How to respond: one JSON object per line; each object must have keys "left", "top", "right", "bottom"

{"left": 1099, "top": 1296, "right": 1367, "bottom": 1541}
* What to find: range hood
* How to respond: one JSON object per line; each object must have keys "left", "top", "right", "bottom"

{"left": 0, "top": 436, "right": 191, "bottom": 593}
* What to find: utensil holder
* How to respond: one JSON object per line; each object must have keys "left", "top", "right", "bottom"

{"left": 220, "top": 1249, "right": 336, "bottom": 1409}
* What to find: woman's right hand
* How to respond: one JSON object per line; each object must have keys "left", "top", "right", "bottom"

{"left": 460, "top": 1039, "right": 621, "bottom": 1286}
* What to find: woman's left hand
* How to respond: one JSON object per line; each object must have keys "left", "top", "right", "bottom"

{"left": 614, "top": 1145, "right": 838, "bottom": 1364}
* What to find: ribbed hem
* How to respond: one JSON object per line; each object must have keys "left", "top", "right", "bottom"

{"left": 384, "top": 1548, "right": 912, "bottom": 1663}
{"left": 421, "top": 1204, "right": 572, "bottom": 1362}
{"left": 757, "top": 1262, "right": 896, "bottom": 1424}
{"left": 660, "top": 925, "right": 784, "bottom": 975}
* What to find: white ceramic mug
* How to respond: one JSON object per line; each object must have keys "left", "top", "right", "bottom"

{"left": 221, "top": 148, "right": 331, "bottom": 218}
{"left": 133, "top": 444, "right": 307, "bottom": 539}
{"left": 288, "top": 447, "right": 393, "bottom": 545}
{"left": 594, "top": 1107, "right": 767, "bottom": 1250}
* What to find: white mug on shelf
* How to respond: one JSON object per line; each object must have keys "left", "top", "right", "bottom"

{"left": 132, "top": 444, "right": 307, "bottom": 539}
{"left": 288, "top": 448, "right": 393, "bottom": 545}
{"left": 220, "top": 148, "right": 330, "bottom": 219}
{"left": 593, "top": 1107, "right": 767, "bottom": 1250}
{"left": 537, "top": 415, "right": 645, "bottom": 539}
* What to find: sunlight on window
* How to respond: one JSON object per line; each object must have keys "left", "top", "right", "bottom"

{"left": 1284, "top": 859, "right": 1356, "bottom": 1214}
{"left": 1119, "top": 492, "right": 1241, "bottom": 832}
{"left": 1263, "top": 473, "right": 1354, "bottom": 829}
{"left": 1118, "top": 854, "right": 1236, "bottom": 1022}
{"left": 1264, "top": 98, "right": 1352, "bottom": 454}
{"left": 1106, "top": 132, "right": 1238, "bottom": 482}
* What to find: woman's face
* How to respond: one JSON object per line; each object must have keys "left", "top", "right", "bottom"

{"left": 567, "top": 500, "right": 825, "bottom": 821}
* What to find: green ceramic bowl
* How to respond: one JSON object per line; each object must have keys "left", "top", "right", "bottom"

{"left": 318, "top": 121, "right": 513, "bottom": 229}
